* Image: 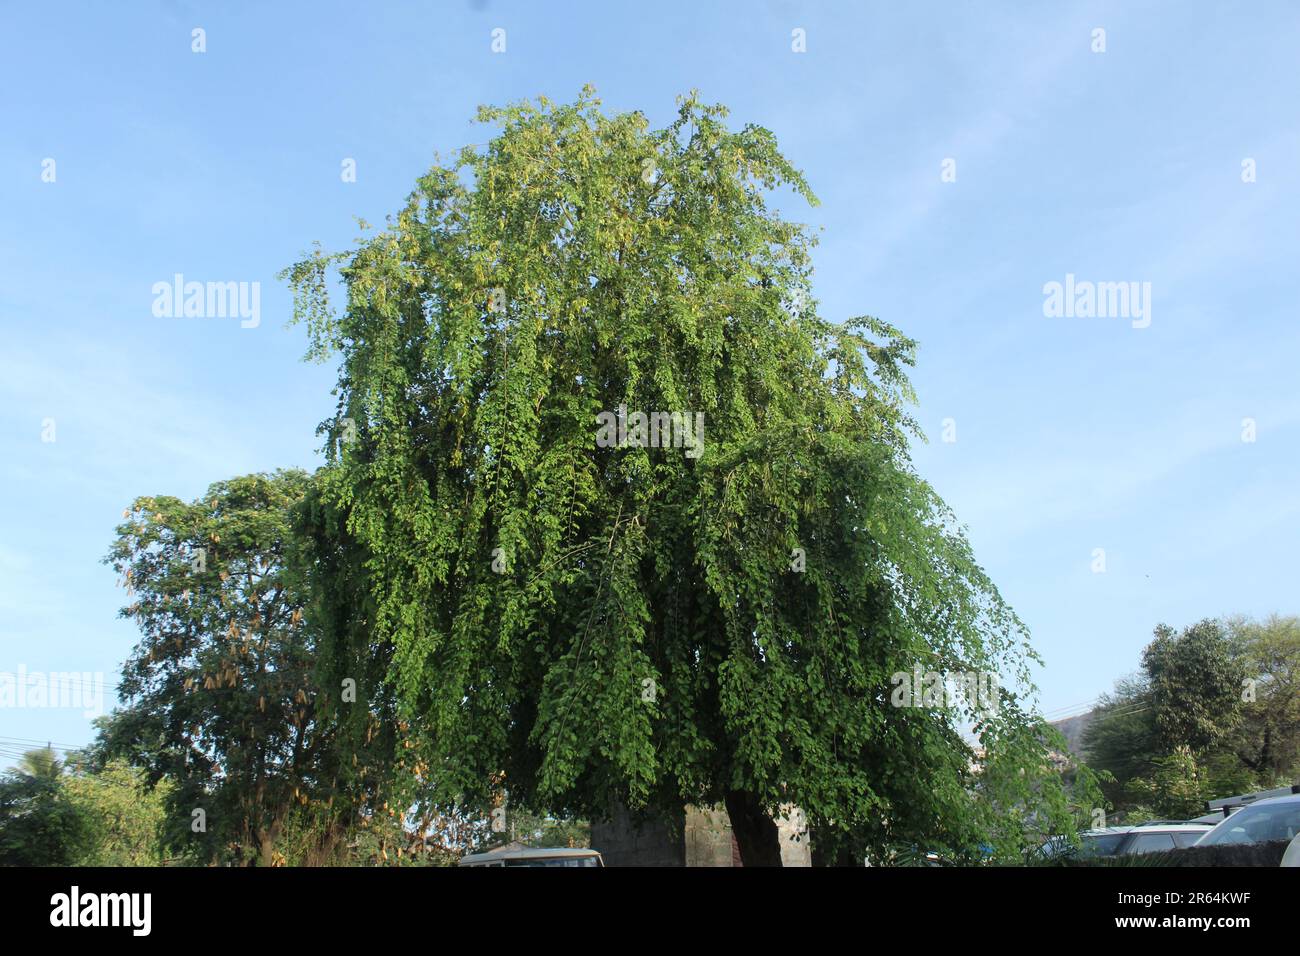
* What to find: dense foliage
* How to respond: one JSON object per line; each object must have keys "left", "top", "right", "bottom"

{"left": 284, "top": 88, "right": 1090, "bottom": 863}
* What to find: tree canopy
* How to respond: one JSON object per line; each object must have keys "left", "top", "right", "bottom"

{"left": 284, "top": 88, "right": 1084, "bottom": 863}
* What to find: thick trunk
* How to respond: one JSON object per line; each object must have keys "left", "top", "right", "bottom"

{"left": 256, "top": 816, "right": 283, "bottom": 867}
{"left": 723, "top": 790, "right": 783, "bottom": 867}
{"left": 258, "top": 832, "right": 276, "bottom": 868}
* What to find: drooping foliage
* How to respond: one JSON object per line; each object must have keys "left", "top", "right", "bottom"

{"left": 285, "top": 88, "right": 1085, "bottom": 861}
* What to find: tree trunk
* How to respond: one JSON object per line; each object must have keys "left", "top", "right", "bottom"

{"left": 724, "top": 790, "right": 783, "bottom": 866}
{"left": 256, "top": 816, "right": 283, "bottom": 867}
{"left": 258, "top": 832, "right": 276, "bottom": 868}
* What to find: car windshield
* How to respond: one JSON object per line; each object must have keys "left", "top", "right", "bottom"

{"left": 1199, "top": 802, "right": 1300, "bottom": 847}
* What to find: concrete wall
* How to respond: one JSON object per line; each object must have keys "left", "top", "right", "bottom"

{"left": 592, "top": 801, "right": 810, "bottom": 867}
{"left": 590, "top": 803, "right": 685, "bottom": 867}
{"left": 775, "top": 804, "right": 811, "bottom": 867}
{"left": 684, "top": 806, "right": 736, "bottom": 866}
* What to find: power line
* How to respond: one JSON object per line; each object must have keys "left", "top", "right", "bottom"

{"left": 1041, "top": 704, "right": 1106, "bottom": 724}
{"left": 0, "top": 672, "right": 125, "bottom": 691}
{"left": 0, "top": 735, "right": 86, "bottom": 751}
{"left": 1042, "top": 701, "right": 1098, "bottom": 717}
{"left": 0, "top": 746, "right": 78, "bottom": 759}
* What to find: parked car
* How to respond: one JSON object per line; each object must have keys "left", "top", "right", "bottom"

{"left": 1038, "top": 821, "right": 1213, "bottom": 861}
{"left": 1036, "top": 827, "right": 1134, "bottom": 861}
{"left": 458, "top": 846, "right": 604, "bottom": 867}
{"left": 1109, "top": 822, "right": 1215, "bottom": 855}
{"left": 1195, "top": 794, "right": 1300, "bottom": 849}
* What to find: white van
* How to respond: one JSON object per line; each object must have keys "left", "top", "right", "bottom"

{"left": 459, "top": 846, "right": 604, "bottom": 867}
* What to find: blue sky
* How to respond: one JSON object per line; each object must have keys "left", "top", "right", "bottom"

{"left": 2, "top": 1, "right": 1298, "bottom": 767}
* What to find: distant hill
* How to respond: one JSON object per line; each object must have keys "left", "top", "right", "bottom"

{"left": 1049, "top": 710, "right": 1096, "bottom": 757}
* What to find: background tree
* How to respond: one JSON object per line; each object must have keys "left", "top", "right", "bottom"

{"left": 0, "top": 748, "right": 94, "bottom": 866}
{"left": 1083, "top": 617, "right": 1284, "bottom": 817}
{"left": 103, "top": 470, "right": 395, "bottom": 866}
{"left": 285, "top": 88, "right": 1087, "bottom": 864}
{"left": 1227, "top": 614, "right": 1300, "bottom": 781}
{"left": 1080, "top": 675, "right": 1160, "bottom": 811}
{"left": 1143, "top": 619, "right": 1244, "bottom": 753}
{"left": 61, "top": 757, "right": 172, "bottom": 866}
{"left": 1123, "top": 746, "right": 1210, "bottom": 820}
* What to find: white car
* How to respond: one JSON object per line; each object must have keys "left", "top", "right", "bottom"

{"left": 1113, "top": 822, "right": 1215, "bottom": 855}
{"left": 1282, "top": 832, "right": 1300, "bottom": 867}
{"left": 1196, "top": 794, "right": 1300, "bottom": 849}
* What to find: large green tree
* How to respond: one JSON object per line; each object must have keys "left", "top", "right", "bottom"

{"left": 286, "top": 88, "right": 1083, "bottom": 864}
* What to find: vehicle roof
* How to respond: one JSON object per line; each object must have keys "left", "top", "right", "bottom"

{"left": 1126, "top": 824, "right": 1215, "bottom": 832}
{"left": 1132, "top": 819, "right": 1214, "bottom": 827}
{"left": 460, "top": 846, "right": 602, "bottom": 863}
{"left": 1207, "top": 785, "right": 1300, "bottom": 810}
{"left": 1251, "top": 793, "right": 1300, "bottom": 806}
{"left": 1198, "top": 794, "right": 1300, "bottom": 838}
{"left": 1214, "top": 793, "right": 1300, "bottom": 812}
